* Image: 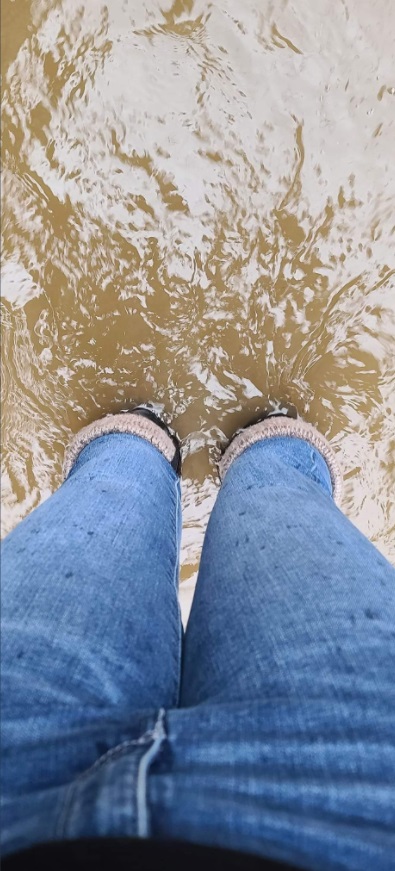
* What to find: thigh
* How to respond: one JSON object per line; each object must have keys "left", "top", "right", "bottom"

{"left": 180, "top": 437, "right": 395, "bottom": 706}
{"left": 149, "top": 699, "right": 395, "bottom": 871}
{"left": 1, "top": 433, "right": 182, "bottom": 804}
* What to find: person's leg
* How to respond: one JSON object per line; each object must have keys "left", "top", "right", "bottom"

{"left": 170, "top": 419, "right": 395, "bottom": 869}
{"left": 1, "top": 414, "right": 182, "bottom": 847}
{"left": 181, "top": 418, "right": 394, "bottom": 705}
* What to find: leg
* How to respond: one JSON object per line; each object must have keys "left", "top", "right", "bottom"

{"left": 1, "top": 427, "right": 182, "bottom": 829}
{"left": 181, "top": 433, "right": 394, "bottom": 705}
{"left": 165, "top": 431, "right": 395, "bottom": 869}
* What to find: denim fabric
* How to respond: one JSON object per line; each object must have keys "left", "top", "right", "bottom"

{"left": 1, "top": 432, "right": 395, "bottom": 870}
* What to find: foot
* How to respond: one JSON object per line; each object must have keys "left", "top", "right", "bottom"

{"left": 224, "top": 402, "right": 298, "bottom": 451}
{"left": 220, "top": 403, "right": 342, "bottom": 504}
{"left": 64, "top": 404, "right": 182, "bottom": 480}
{"left": 127, "top": 404, "right": 181, "bottom": 475}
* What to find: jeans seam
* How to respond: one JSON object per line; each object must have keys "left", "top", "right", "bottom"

{"left": 136, "top": 708, "right": 167, "bottom": 837}
{"left": 55, "top": 731, "right": 158, "bottom": 839}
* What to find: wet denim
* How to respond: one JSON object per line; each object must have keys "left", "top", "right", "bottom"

{"left": 2, "top": 432, "right": 395, "bottom": 870}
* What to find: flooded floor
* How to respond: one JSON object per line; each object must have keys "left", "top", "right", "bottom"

{"left": 2, "top": 0, "right": 395, "bottom": 604}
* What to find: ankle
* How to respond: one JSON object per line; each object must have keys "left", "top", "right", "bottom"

{"left": 219, "top": 416, "right": 342, "bottom": 504}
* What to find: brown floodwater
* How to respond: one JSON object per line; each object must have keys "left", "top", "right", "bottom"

{"left": 2, "top": 0, "right": 395, "bottom": 606}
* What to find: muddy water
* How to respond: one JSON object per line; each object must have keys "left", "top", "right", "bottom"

{"left": 2, "top": 0, "right": 395, "bottom": 597}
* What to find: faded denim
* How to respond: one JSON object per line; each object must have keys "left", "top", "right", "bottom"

{"left": 2, "top": 432, "right": 395, "bottom": 870}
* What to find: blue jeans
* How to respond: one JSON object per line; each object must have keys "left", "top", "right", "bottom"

{"left": 2, "top": 433, "right": 395, "bottom": 870}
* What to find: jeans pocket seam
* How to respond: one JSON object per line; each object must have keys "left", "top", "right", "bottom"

{"left": 55, "top": 733, "right": 155, "bottom": 839}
